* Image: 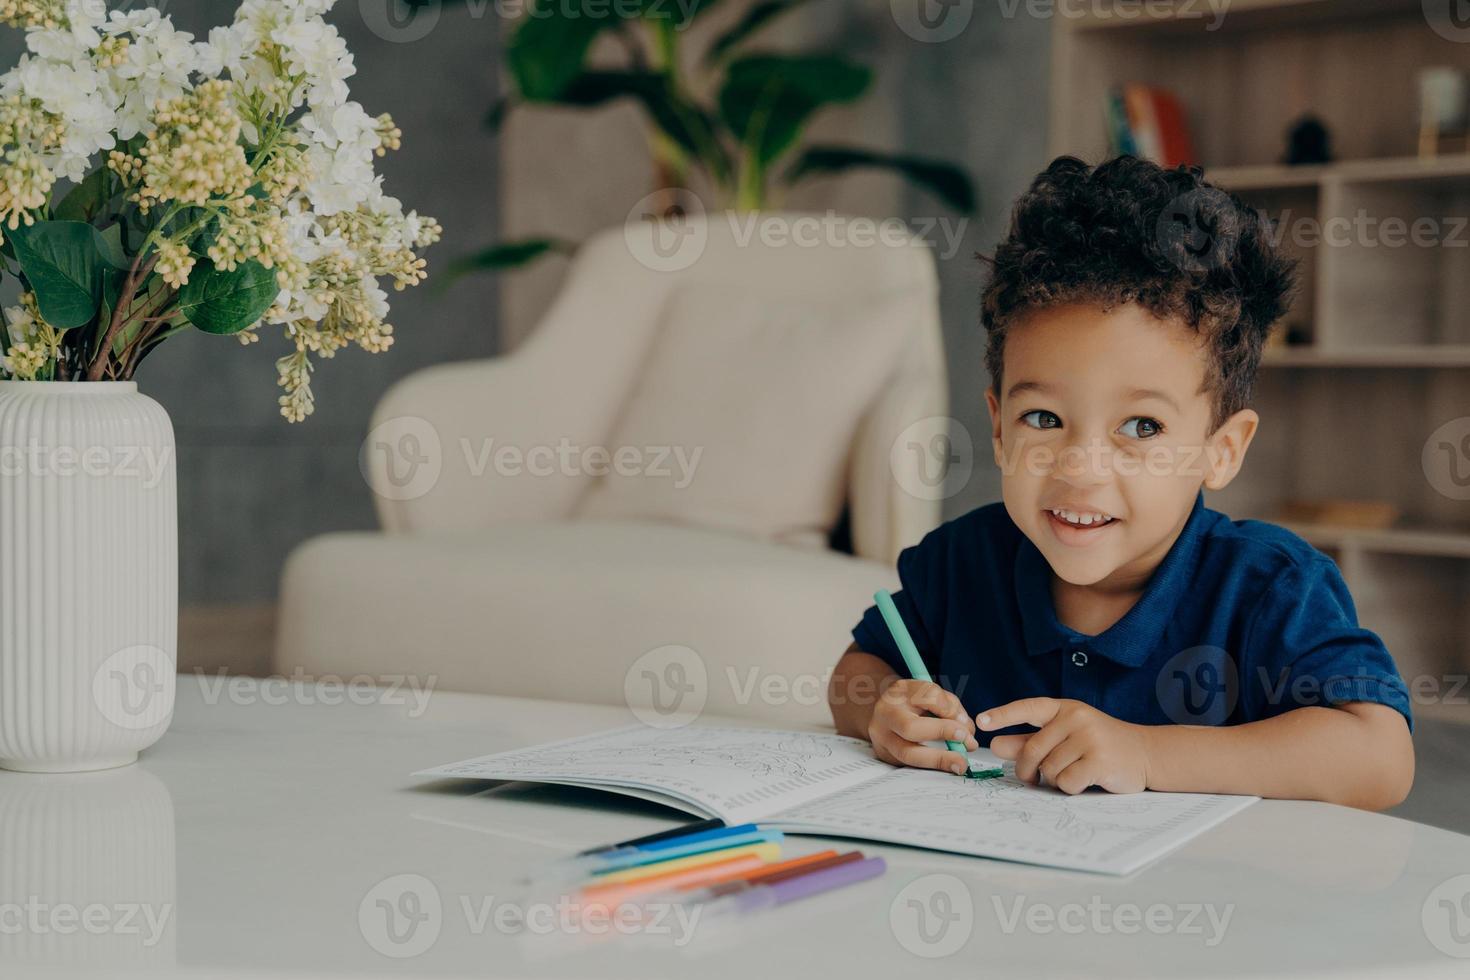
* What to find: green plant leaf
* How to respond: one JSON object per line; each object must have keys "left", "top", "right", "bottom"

{"left": 8, "top": 220, "right": 121, "bottom": 329}
{"left": 483, "top": 97, "right": 513, "bottom": 131}
{"left": 705, "top": 0, "right": 811, "bottom": 63}
{"left": 507, "top": 0, "right": 621, "bottom": 100}
{"left": 177, "top": 259, "right": 277, "bottom": 335}
{"left": 53, "top": 168, "right": 113, "bottom": 223}
{"left": 556, "top": 71, "right": 727, "bottom": 177}
{"left": 785, "top": 146, "right": 977, "bottom": 213}
{"left": 95, "top": 222, "right": 131, "bottom": 270}
{"left": 441, "top": 238, "right": 574, "bottom": 286}
{"left": 718, "top": 55, "right": 871, "bottom": 171}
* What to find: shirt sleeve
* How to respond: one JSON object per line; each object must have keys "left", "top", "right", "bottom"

{"left": 1242, "top": 556, "right": 1412, "bottom": 731}
{"left": 851, "top": 528, "right": 948, "bottom": 680}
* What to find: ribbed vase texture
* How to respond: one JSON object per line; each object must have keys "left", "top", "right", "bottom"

{"left": 0, "top": 381, "right": 177, "bottom": 772}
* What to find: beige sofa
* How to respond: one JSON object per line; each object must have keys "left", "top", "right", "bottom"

{"left": 274, "top": 212, "right": 948, "bottom": 725}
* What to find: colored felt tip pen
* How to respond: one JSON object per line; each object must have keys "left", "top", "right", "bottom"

{"left": 649, "top": 850, "right": 864, "bottom": 909}
{"left": 695, "top": 856, "right": 888, "bottom": 923}
{"left": 874, "top": 590, "right": 1003, "bottom": 779}
{"left": 523, "top": 823, "right": 769, "bottom": 885}
{"left": 574, "top": 818, "right": 726, "bottom": 857}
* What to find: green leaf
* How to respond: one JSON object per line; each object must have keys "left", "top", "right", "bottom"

{"left": 483, "top": 97, "right": 513, "bottom": 131}
{"left": 785, "top": 146, "right": 977, "bottom": 213}
{"left": 718, "top": 55, "right": 871, "bottom": 171}
{"left": 705, "top": 0, "right": 811, "bottom": 64}
{"left": 507, "top": 0, "right": 620, "bottom": 100}
{"left": 95, "top": 223, "right": 131, "bottom": 270}
{"left": 556, "top": 71, "right": 728, "bottom": 179}
{"left": 8, "top": 221, "right": 121, "bottom": 329}
{"left": 441, "top": 238, "right": 574, "bottom": 286}
{"left": 177, "top": 259, "right": 278, "bottom": 335}
{"left": 53, "top": 168, "right": 112, "bottom": 223}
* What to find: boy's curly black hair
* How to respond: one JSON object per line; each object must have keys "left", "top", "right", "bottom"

{"left": 979, "top": 155, "right": 1298, "bottom": 430}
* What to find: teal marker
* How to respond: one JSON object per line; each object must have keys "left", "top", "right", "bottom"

{"left": 873, "top": 590, "right": 1003, "bottom": 779}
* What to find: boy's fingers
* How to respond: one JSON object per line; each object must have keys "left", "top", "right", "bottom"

{"left": 1013, "top": 718, "right": 1076, "bottom": 783}
{"left": 909, "top": 686, "right": 972, "bottom": 730}
{"left": 1052, "top": 757, "right": 1103, "bottom": 796}
{"left": 1036, "top": 736, "right": 1086, "bottom": 787}
{"left": 987, "top": 733, "right": 1028, "bottom": 759}
{"left": 879, "top": 733, "right": 971, "bottom": 775}
{"left": 891, "top": 712, "right": 976, "bottom": 747}
{"left": 977, "top": 697, "right": 1061, "bottom": 732}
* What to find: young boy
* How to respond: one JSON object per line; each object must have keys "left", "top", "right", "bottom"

{"left": 829, "top": 155, "right": 1414, "bottom": 810}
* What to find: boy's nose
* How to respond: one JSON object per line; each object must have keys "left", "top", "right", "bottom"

{"left": 1052, "top": 435, "right": 1113, "bottom": 486}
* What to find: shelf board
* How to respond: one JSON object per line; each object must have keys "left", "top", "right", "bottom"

{"left": 1262, "top": 346, "right": 1470, "bottom": 368}
{"left": 1208, "top": 155, "right": 1470, "bottom": 193}
{"left": 1278, "top": 521, "right": 1470, "bottom": 559}
{"left": 1065, "top": 0, "right": 1420, "bottom": 34}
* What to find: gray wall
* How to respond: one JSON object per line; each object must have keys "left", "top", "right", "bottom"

{"left": 2, "top": 1, "right": 503, "bottom": 603}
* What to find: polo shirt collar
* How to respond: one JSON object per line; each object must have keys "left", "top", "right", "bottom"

{"left": 1013, "top": 492, "right": 1209, "bottom": 668}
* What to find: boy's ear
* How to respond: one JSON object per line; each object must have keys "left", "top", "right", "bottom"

{"left": 1203, "top": 408, "right": 1259, "bottom": 490}
{"left": 985, "top": 388, "right": 1004, "bottom": 465}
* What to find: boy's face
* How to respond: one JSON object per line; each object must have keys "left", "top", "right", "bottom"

{"left": 986, "top": 302, "right": 1258, "bottom": 592}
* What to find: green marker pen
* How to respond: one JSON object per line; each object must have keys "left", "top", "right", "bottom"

{"left": 873, "top": 590, "right": 1003, "bottom": 779}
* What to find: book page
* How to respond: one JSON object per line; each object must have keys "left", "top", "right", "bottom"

{"left": 769, "top": 765, "right": 1257, "bottom": 875}
{"left": 416, "top": 725, "right": 893, "bottom": 824}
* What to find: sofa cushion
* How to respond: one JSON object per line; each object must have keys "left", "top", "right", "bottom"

{"left": 275, "top": 521, "right": 897, "bottom": 726}
{"left": 574, "top": 282, "right": 910, "bottom": 546}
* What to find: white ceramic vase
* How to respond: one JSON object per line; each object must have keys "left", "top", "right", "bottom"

{"left": 0, "top": 381, "right": 177, "bottom": 772}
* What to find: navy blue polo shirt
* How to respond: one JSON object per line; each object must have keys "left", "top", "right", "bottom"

{"left": 852, "top": 492, "right": 1412, "bottom": 738}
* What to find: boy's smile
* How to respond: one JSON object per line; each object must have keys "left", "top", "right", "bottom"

{"left": 986, "top": 301, "right": 1258, "bottom": 606}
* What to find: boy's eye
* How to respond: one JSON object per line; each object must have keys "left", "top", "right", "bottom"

{"left": 1019, "top": 410, "right": 1061, "bottom": 430}
{"left": 1118, "top": 416, "right": 1164, "bottom": 439}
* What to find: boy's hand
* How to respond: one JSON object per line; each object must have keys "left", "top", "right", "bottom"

{"left": 869, "top": 679, "right": 979, "bottom": 776}
{"left": 978, "top": 698, "right": 1151, "bottom": 794}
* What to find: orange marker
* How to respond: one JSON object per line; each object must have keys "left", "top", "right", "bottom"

{"left": 578, "top": 848, "right": 775, "bottom": 912}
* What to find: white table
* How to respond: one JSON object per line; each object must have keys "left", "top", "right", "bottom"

{"left": 1, "top": 677, "right": 1467, "bottom": 979}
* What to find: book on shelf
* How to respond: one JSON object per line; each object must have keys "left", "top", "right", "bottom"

{"left": 1108, "top": 83, "right": 1197, "bottom": 168}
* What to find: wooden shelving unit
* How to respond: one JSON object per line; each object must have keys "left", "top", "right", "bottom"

{"left": 1050, "top": 1, "right": 1470, "bottom": 706}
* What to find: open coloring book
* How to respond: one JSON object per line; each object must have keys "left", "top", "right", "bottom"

{"left": 415, "top": 725, "right": 1257, "bottom": 875}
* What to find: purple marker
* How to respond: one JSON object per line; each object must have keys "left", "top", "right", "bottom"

{"left": 695, "top": 857, "right": 887, "bottom": 923}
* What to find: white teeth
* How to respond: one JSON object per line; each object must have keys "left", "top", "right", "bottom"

{"left": 1050, "top": 508, "right": 1113, "bottom": 526}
